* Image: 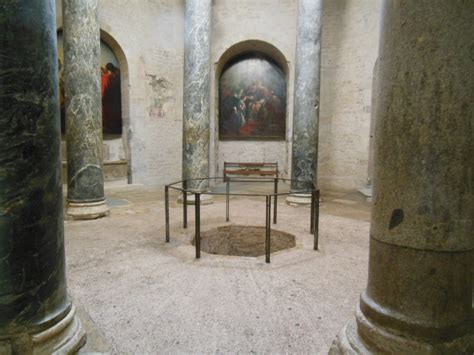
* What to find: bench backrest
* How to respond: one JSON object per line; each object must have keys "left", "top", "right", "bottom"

{"left": 223, "top": 162, "right": 278, "bottom": 181}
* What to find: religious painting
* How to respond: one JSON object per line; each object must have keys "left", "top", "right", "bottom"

{"left": 57, "top": 33, "right": 122, "bottom": 135}
{"left": 219, "top": 53, "right": 286, "bottom": 140}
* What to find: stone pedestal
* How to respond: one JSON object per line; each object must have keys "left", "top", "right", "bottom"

{"left": 182, "top": 0, "right": 212, "bottom": 197}
{"left": 0, "top": 1, "right": 85, "bottom": 352}
{"left": 66, "top": 200, "right": 110, "bottom": 220}
{"left": 285, "top": 193, "right": 312, "bottom": 206}
{"left": 331, "top": 1, "right": 474, "bottom": 353}
{"left": 63, "top": 0, "right": 109, "bottom": 219}
{"left": 288, "top": 0, "right": 322, "bottom": 199}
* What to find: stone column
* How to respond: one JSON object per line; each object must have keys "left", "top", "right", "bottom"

{"left": 287, "top": 0, "right": 323, "bottom": 206}
{"left": 331, "top": 1, "right": 474, "bottom": 353}
{"left": 181, "top": 0, "right": 213, "bottom": 204}
{"left": 63, "top": 0, "right": 109, "bottom": 219}
{"left": 0, "top": 1, "right": 85, "bottom": 353}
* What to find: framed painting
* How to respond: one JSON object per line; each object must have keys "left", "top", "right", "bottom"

{"left": 219, "top": 53, "right": 286, "bottom": 140}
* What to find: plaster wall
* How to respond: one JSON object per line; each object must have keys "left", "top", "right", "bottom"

{"left": 211, "top": 0, "right": 297, "bottom": 178}
{"left": 55, "top": 0, "right": 381, "bottom": 191}
{"left": 57, "top": 0, "right": 185, "bottom": 186}
{"left": 319, "top": 0, "right": 381, "bottom": 191}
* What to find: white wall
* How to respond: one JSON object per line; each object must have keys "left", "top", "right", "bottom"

{"left": 210, "top": 0, "right": 297, "bottom": 178}
{"left": 56, "top": 0, "right": 381, "bottom": 191}
{"left": 319, "top": 0, "right": 381, "bottom": 191}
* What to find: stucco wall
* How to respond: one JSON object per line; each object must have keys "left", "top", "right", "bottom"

{"left": 210, "top": 0, "right": 297, "bottom": 178}
{"left": 57, "top": 0, "right": 185, "bottom": 186}
{"left": 319, "top": 0, "right": 381, "bottom": 191}
{"left": 55, "top": 0, "right": 381, "bottom": 191}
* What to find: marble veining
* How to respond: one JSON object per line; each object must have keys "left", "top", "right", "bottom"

{"left": 290, "top": 0, "right": 323, "bottom": 191}
{"left": 0, "top": 0, "right": 69, "bottom": 335}
{"left": 63, "top": 0, "right": 106, "bottom": 203}
{"left": 182, "top": 0, "right": 212, "bottom": 190}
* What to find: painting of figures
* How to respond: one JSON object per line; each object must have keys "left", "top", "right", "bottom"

{"left": 57, "top": 33, "right": 122, "bottom": 135}
{"left": 219, "top": 54, "right": 286, "bottom": 140}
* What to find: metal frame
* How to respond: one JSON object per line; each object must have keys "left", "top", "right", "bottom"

{"left": 165, "top": 176, "right": 320, "bottom": 263}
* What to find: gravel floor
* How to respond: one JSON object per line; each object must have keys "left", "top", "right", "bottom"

{"left": 66, "top": 184, "right": 371, "bottom": 354}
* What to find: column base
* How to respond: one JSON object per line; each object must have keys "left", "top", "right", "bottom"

{"left": 286, "top": 193, "right": 312, "bottom": 206}
{"left": 330, "top": 308, "right": 474, "bottom": 354}
{"left": 66, "top": 200, "right": 109, "bottom": 220}
{"left": 177, "top": 193, "right": 214, "bottom": 205}
{"left": 358, "top": 185, "right": 373, "bottom": 202}
{"left": 0, "top": 305, "right": 86, "bottom": 355}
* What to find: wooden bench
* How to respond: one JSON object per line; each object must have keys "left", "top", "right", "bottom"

{"left": 223, "top": 162, "right": 278, "bottom": 182}
{"left": 223, "top": 161, "right": 279, "bottom": 224}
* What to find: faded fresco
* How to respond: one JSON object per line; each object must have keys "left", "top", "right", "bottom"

{"left": 146, "top": 74, "right": 175, "bottom": 119}
{"left": 57, "top": 33, "right": 122, "bottom": 135}
{"left": 219, "top": 54, "right": 286, "bottom": 140}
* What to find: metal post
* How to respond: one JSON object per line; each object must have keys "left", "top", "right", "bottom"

{"left": 195, "top": 192, "right": 201, "bottom": 259}
{"left": 265, "top": 195, "right": 271, "bottom": 263}
{"left": 183, "top": 180, "right": 188, "bottom": 229}
{"left": 165, "top": 185, "right": 170, "bottom": 242}
{"left": 226, "top": 180, "right": 230, "bottom": 222}
{"left": 310, "top": 189, "right": 315, "bottom": 234}
{"left": 273, "top": 177, "right": 278, "bottom": 224}
{"left": 314, "top": 189, "right": 320, "bottom": 250}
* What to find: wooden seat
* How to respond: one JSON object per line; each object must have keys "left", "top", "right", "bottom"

{"left": 223, "top": 162, "right": 278, "bottom": 181}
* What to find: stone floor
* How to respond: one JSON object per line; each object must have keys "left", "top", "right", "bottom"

{"left": 65, "top": 181, "right": 371, "bottom": 354}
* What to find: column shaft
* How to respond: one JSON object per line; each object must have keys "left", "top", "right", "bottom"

{"left": 182, "top": 0, "right": 212, "bottom": 191}
{"left": 0, "top": 1, "right": 85, "bottom": 352}
{"left": 63, "top": 0, "right": 108, "bottom": 219}
{"left": 290, "top": 0, "right": 323, "bottom": 192}
{"left": 331, "top": 0, "right": 474, "bottom": 353}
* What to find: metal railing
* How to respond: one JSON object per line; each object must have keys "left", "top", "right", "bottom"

{"left": 165, "top": 177, "right": 320, "bottom": 263}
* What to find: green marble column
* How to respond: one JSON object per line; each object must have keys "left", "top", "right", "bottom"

{"left": 287, "top": 0, "right": 322, "bottom": 206}
{"left": 330, "top": 1, "right": 474, "bottom": 353}
{"left": 63, "top": 0, "right": 109, "bottom": 219}
{"left": 180, "top": 0, "right": 214, "bottom": 205}
{"left": 0, "top": 1, "right": 85, "bottom": 352}
{"left": 182, "top": 0, "right": 211, "bottom": 189}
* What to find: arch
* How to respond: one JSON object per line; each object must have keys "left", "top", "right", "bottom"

{"left": 99, "top": 29, "right": 132, "bottom": 183}
{"left": 216, "top": 40, "right": 288, "bottom": 141}
{"left": 216, "top": 40, "right": 289, "bottom": 79}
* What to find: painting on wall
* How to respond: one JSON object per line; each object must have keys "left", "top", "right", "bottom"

{"left": 57, "top": 33, "right": 122, "bottom": 135}
{"left": 219, "top": 53, "right": 286, "bottom": 140}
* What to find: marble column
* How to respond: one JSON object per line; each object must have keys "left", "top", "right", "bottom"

{"left": 63, "top": 0, "right": 109, "bottom": 219}
{"left": 182, "top": 0, "right": 212, "bottom": 192}
{"left": 287, "top": 0, "right": 323, "bottom": 206}
{"left": 0, "top": 1, "right": 85, "bottom": 353}
{"left": 331, "top": 1, "right": 474, "bottom": 353}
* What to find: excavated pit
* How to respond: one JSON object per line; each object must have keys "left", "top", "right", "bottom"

{"left": 192, "top": 224, "right": 296, "bottom": 257}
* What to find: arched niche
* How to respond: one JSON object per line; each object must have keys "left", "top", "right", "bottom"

{"left": 56, "top": 28, "right": 131, "bottom": 183}
{"left": 216, "top": 40, "right": 289, "bottom": 78}
{"left": 99, "top": 29, "right": 130, "bottom": 138}
{"left": 216, "top": 41, "right": 289, "bottom": 141}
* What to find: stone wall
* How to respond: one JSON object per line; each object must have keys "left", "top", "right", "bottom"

{"left": 55, "top": 0, "right": 381, "bottom": 191}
